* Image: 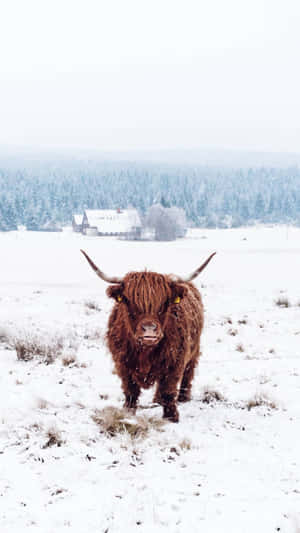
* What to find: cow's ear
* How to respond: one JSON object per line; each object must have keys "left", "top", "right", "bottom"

{"left": 170, "top": 282, "right": 187, "bottom": 303}
{"left": 106, "top": 284, "right": 124, "bottom": 302}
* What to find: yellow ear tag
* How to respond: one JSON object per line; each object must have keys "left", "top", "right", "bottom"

{"left": 117, "top": 295, "right": 123, "bottom": 303}
{"left": 174, "top": 296, "right": 181, "bottom": 304}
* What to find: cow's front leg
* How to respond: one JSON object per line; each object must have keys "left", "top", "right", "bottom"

{"left": 121, "top": 374, "right": 141, "bottom": 411}
{"left": 156, "top": 376, "right": 180, "bottom": 423}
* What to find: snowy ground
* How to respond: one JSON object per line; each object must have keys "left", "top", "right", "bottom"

{"left": 1, "top": 226, "right": 300, "bottom": 533}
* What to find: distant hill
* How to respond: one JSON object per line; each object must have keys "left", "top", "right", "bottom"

{"left": 90, "top": 148, "right": 300, "bottom": 169}
{"left": 1, "top": 145, "right": 300, "bottom": 168}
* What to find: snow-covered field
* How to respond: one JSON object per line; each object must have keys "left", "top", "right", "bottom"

{"left": 1, "top": 226, "right": 300, "bottom": 533}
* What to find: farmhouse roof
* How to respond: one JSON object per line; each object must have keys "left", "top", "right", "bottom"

{"left": 84, "top": 209, "right": 141, "bottom": 233}
{"left": 73, "top": 214, "right": 84, "bottom": 225}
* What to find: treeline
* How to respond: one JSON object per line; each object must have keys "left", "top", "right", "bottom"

{"left": 0, "top": 159, "right": 300, "bottom": 230}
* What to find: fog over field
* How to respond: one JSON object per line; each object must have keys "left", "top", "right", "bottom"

{"left": 1, "top": 227, "right": 300, "bottom": 532}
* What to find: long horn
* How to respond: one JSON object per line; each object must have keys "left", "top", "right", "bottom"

{"left": 81, "top": 250, "right": 122, "bottom": 284}
{"left": 182, "top": 252, "right": 216, "bottom": 282}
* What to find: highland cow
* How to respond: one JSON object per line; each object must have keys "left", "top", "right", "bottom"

{"left": 81, "top": 250, "right": 216, "bottom": 422}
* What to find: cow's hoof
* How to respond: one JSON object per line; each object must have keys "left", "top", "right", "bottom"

{"left": 163, "top": 406, "right": 179, "bottom": 423}
{"left": 164, "top": 413, "right": 179, "bottom": 423}
{"left": 177, "top": 393, "right": 191, "bottom": 403}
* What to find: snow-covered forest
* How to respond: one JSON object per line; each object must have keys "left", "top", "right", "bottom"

{"left": 1, "top": 159, "right": 300, "bottom": 230}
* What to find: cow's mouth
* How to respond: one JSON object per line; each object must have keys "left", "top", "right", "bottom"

{"left": 137, "top": 335, "right": 162, "bottom": 346}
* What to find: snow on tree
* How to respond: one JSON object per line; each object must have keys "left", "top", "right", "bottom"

{"left": 145, "top": 204, "right": 187, "bottom": 241}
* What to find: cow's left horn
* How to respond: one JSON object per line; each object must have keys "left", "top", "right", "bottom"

{"left": 81, "top": 250, "right": 123, "bottom": 283}
{"left": 182, "top": 252, "right": 216, "bottom": 282}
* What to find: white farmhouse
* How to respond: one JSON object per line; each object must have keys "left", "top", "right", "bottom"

{"left": 81, "top": 208, "right": 141, "bottom": 238}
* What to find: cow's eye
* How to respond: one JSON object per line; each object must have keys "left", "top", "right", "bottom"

{"left": 174, "top": 296, "right": 181, "bottom": 304}
{"left": 117, "top": 295, "right": 123, "bottom": 303}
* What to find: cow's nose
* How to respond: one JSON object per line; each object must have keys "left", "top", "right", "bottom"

{"left": 142, "top": 323, "right": 157, "bottom": 332}
{"left": 136, "top": 319, "right": 163, "bottom": 346}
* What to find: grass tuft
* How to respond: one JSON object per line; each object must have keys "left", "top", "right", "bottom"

{"left": 274, "top": 297, "right": 291, "bottom": 308}
{"left": 247, "top": 392, "right": 278, "bottom": 411}
{"left": 61, "top": 354, "right": 78, "bottom": 367}
{"left": 92, "top": 406, "right": 165, "bottom": 439}
{"left": 84, "top": 300, "right": 101, "bottom": 312}
{"left": 12, "top": 333, "right": 64, "bottom": 364}
{"left": 200, "top": 387, "right": 225, "bottom": 404}
{"left": 43, "top": 427, "right": 64, "bottom": 448}
{"left": 236, "top": 343, "right": 245, "bottom": 352}
{"left": 178, "top": 438, "right": 192, "bottom": 450}
{"left": 37, "top": 398, "right": 49, "bottom": 410}
{"left": 0, "top": 326, "right": 10, "bottom": 344}
{"left": 11, "top": 331, "right": 78, "bottom": 365}
{"left": 83, "top": 327, "right": 102, "bottom": 341}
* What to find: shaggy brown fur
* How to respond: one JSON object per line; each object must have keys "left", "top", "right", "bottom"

{"left": 81, "top": 250, "right": 215, "bottom": 422}
{"left": 106, "top": 272, "right": 204, "bottom": 422}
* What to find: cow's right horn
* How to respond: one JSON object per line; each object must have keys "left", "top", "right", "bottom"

{"left": 81, "top": 250, "right": 122, "bottom": 283}
{"left": 182, "top": 252, "right": 216, "bottom": 282}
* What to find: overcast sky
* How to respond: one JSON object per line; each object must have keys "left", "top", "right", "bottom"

{"left": 0, "top": 0, "right": 300, "bottom": 153}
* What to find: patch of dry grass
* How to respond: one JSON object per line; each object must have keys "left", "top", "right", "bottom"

{"left": 92, "top": 406, "right": 165, "bottom": 439}
{"left": 99, "top": 393, "right": 109, "bottom": 400}
{"left": 83, "top": 327, "right": 102, "bottom": 341}
{"left": 43, "top": 427, "right": 64, "bottom": 448}
{"left": 36, "top": 398, "right": 50, "bottom": 410}
{"left": 274, "top": 296, "right": 291, "bottom": 308}
{"left": 247, "top": 392, "right": 278, "bottom": 411}
{"left": 236, "top": 343, "right": 245, "bottom": 352}
{"left": 13, "top": 334, "right": 64, "bottom": 363}
{"left": 84, "top": 300, "right": 101, "bottom": 312}
{"left": 0, "top": 326, "right": 10, "bottom": 344}
{"left": 269, "top": 348, "right": 276, "bottom": 354}
{"left": 227, "top": 328, "right": 238, "bottom": 336}
{"left": 61, "top": 354, "right": 78, "bottom": 367}
{"left": 178, "top": 438, "right": 192, "bottom": 451}
{"left": 11, "top": 331, "right": 78, "bottom": 365}
{"left": 200, "top": 387, "right": 226, "bottom": 404}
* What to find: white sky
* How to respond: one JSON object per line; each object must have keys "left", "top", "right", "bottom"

{"left": 0, "top": 0, "right": 300, "bottom": 153}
